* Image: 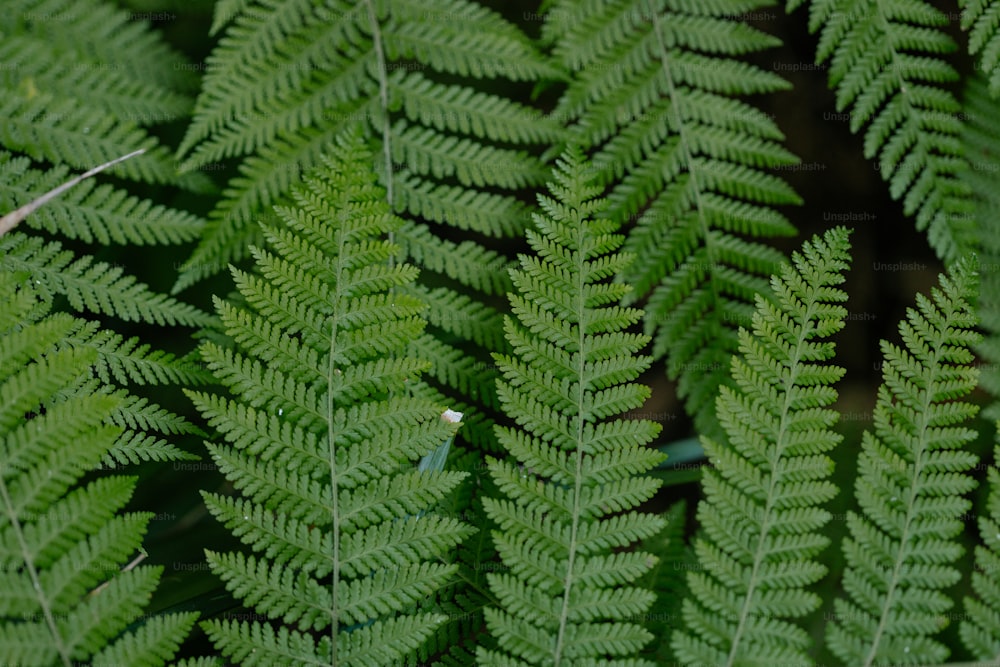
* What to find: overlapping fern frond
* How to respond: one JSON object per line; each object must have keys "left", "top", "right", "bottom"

{"left": 540, "top": 0, "right": 801, "bottom": 440}
{"left": 794, "top": 0, "right": 975, "bottom": 262}
{"left": 0, "top": 0, "right": 214, "bottom": 332}
{"left": 0, "top": 152, "right": 208, "bottom": 467}
{"left": 962, "top": 439, "right": 1000, "bottom": 661}
{"left": 827, "top": 257, "right": 981, "bottom": 666}
{"left": 0, "top": 270, "right": 198, "bottom": 665}
{"left": 673, "top": 226, "right": 851, "bottom": 666}
{"left": 479, "top": 147, "right": 666, "bottom": 665}
{"left": 175, "top": 0, "right": 561, "bottom": 454}
{"left": 188, "top": 130, "right": 474, "bottom": 665}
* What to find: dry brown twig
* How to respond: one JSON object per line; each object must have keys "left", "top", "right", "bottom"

{"left": 0, "top": 148, "right": 147, "bottom": 238}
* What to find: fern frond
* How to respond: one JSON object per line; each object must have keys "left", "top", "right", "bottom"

{"left": 543, "top": 0, "right": 801, "bottom": 440}
{"left": 479, "top": 147, "right": 665, "bottom": 666}
{"left": 189, "top": 129, "right": 474, "bottom": 665}
{"left": 1, "top": 233, "right": 212, "bottom": 327}
{"left": 175, "top": 0, "right": 552, "bottom": 285}
{"left": 0, "top": 270, "right": 197, "bottom": 665}
{"left": 826, "top": 257, "right": 981, "bottom": 666}
{"left": 672, "top": 226, "right": 851, "bottom": 666}
{"left": 0, "top": 151, "right": 204, "bottom": 246}
{"left": 961, "top": 440, "right": 1000, "bottom": 661}
{"left": 802, "top": 0, "right": 975, "bottom": 262}
{"left": 174, "top": 0, "right": 557, "bottom": 457}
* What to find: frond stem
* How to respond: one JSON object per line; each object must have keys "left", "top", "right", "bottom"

{"left": 326, "top": 227, "right": 348, "bottom": 664}
{"left": 649, "top": 8, "right": 722, "bottom": 373}
{"left": 553, "top": 216, "right": 590, "bottom": 666}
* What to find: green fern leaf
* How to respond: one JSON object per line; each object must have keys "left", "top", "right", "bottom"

{"left": 802, "top": 0, "right": 975, "bottom": 262}
{"left": 62, "top": 321, "right": 213, "bottom": 387}
{"left": 961, "top": 438, "right": 1000, "bottom": 661}
{"left": 960, "top": 73, "right": 1000, "bottom": 421}
{"left": 479, "top": 147, "right": 665, "bottom": 666}
{"left": 0, "top": 271, "right": 197, "bottom": 665}
{"left": 175, "top": 0, "right": 552, "bottom": 286}
{"left": 543, "top": 0, "right": 801, "bottom": 441}
{"left": 826, "top": 256, "right": 981, "bottom": 666}
{"left": 958, "top": 432, "right": 1000, "bottom": 664}
{"left": 672, "top": 226, "right": 852, "bottom": 666}
{"left": 189, "top": 129, "right": 475, "bottom": 665}
{"left": 173, "top": 0, "right": 556, "bottom": 458}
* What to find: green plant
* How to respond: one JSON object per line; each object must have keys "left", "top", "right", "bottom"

{"left": 480, "top": 146, "right": 665, "bottom": 664}
{"left": 187, "top": 128, "right": 474, "bottom": 665}
{"left": 0, "top": 268, "right": 198, "bottom": 665}
{"left": 4, "top": 0, "right": 1000, "bottom": 666}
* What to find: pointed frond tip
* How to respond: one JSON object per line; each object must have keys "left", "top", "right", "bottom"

{"left": 828, "top": 255, "right": 981, "bottom": 666}
{"left": 190, "top": 127, "right": 474, "bottom": 666}
{"left": 481, "top": 147, "right": 665, "bottom": 666}
{"left": 673, "top": 226, "right": 852, "bottom": 667}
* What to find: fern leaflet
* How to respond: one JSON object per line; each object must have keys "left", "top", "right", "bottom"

{"left": 673, "top": 226, "right": 852, "bottom": 666}
{"left": 826, "top": 256, "right": 981, "bottom": 666}
{"left": 480, "top": 147, "right": 666, "bottom": 666}
{"left": 0, "top": 151, "right": 204, "bottom": 246}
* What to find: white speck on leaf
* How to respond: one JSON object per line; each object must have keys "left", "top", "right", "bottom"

{"left": 278, "top": 408, "right": 283, "bottom": 416}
